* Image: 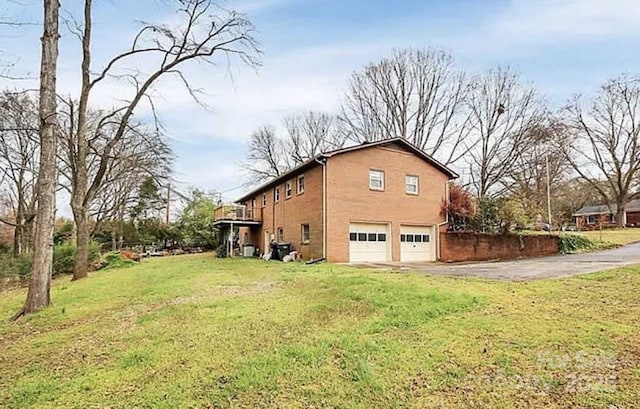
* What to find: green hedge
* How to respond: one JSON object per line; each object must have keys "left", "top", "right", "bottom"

{"left": 0, "top": 242, "right": 100, "bottom": 279}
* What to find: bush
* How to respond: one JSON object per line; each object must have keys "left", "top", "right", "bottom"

{"left": 558, "top": 234, "right": 617, "bottom": 253}
{"left": 102, "top": 252, "right": 136, "bottom": 270}
{"left": 52, "top": 242, "right": 100, "bottom": 277}
{"left": 0, "top": 250, "right": 31, "bottom": 280}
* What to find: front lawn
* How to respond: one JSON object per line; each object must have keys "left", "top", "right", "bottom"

{"left": 580, "top": 228, "right": 640, "bottom": 245}
{"left": 1, "top": 255, "right": 638, "bottom": 408}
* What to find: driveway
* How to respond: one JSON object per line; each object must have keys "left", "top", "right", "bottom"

{"left": 361, "top": 242, "right": 640, "bottom": 280}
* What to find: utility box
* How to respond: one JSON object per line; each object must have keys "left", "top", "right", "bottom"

{"left": 242, "top": 244, "right": 256, "bottom": 257}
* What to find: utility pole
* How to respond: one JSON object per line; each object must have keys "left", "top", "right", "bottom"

{"left": 546, "top": 152, "right": 552, "bottom": 233}
{"left": 165, "top": 183, "right": 171, "bottom": 224}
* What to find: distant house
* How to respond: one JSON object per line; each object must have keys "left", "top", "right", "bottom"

{"left": 213, "top": 138, "right": 458, "bottom": 263}
{"left": 573, "top": 199, "right": 640, "bottom": 229}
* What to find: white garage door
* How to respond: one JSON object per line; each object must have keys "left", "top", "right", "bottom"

{"left": 400, "top": 226, "right": 435, "bottom": 262}
{"left": 349, "top": 223, "right": 389, "bottom": 263}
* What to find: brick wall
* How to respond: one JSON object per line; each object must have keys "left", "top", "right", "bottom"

{"left": 326, "top": 142, "right": 449, "bottom": 262}
{"left": 440, "top": 232, "right": 559, "bottom": 263}
{"left": 241, "top": 165, "right": 324, "bottom": 260}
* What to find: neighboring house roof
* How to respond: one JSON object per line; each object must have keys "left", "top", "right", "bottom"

{"left": 236, "top": 138, "right": 458, "bottom": 203}
{"left": 573, "top": 204, "right": 617, "bottom": 217}
{"left": 573, "top": 199, "right": 640, "bottom": 216}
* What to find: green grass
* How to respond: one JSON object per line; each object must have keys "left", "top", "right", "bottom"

{"left": 579, "top": 228, "right": 640, "bottom": 245}
{"left": 1, "top": 254, "right": 639, "bottom": 408}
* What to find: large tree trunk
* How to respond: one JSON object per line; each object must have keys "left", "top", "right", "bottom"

{"left": 617, "top": 202, "right": 627, "bottom": 228}
{"left": 71, "top": 203, "right": 90, "bottom": 280}
{"left": 15, "top": 0, "right": 60, "bottom": 319}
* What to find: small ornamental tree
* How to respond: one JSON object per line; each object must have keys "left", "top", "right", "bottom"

{"left": 441, "top": 184, "right": 475, "bottom": 231}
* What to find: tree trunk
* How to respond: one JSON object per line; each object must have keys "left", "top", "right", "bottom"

{"left": 617, "top": 203, "right": 626, "bottom": 228}
{"left": 72, "top": 205, "right": 90, "bottom": 280}
{"left": 15, "top": 0, "right": 60, "bottom": 319}
{"left": 13, "top": 222, "right": 23, "bottom": 257}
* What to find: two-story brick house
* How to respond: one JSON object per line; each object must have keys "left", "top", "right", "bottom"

{"left": 215, "top": 138, "right": 457, "bottom": 263}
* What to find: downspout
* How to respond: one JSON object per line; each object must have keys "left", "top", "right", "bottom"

{"left": 315, "top": 157, "right": 327, "bottom": 259}
{"left": 436, "top": 181, "right": 450, "bottom": 261}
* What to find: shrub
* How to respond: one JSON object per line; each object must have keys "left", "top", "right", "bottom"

{"left": 52, "top": 242, "right": 100, "bottom": 277}
{"left": 0, "top": 250, "right": 31, "bottom": 280}
{"left": 558, "top": 234, "right": 616, "bottom": 253}
{"left": 102, "top": 252, "right": 136, "bottom": 270}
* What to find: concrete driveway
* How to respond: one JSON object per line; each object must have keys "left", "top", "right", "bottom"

{"left": 361, "top": 242, "right": 640, "bottom": 280}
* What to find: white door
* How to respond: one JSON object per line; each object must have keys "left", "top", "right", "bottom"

{"left": 349, "top": 223, "right": 389, "bottom": 263}
{"left": 400, "top": 226, "right": 435, "bottom": 262}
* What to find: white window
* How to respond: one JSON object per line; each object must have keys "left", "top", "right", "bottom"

{"left": 405, "top": 175, "right": 419, "bottom": 195}
{"left": 274, "top": 187, "right": 280, "bottom": 202}
{"left": 586, "top": 215, "right": 597, "bottom": 224}
{"left": 277, "top": 227, "right": 284, "bottom": 242}
{"left": 285, "top": 181, "right": 292, "bottom": 198}
{"left": 297, "top": 175, "right": 305, "bottom": 194}
{"left": 369, "top": 169, "right": 384, "bottom": 191}
{"left": 301, "top": 224, "right": 310, "bottom": 243}
{"left": 262, "top": 194, "right": 267, "bottom": 207}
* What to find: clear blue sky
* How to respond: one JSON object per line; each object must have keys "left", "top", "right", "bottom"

{"left": 2, "top": 0, "right": 640, "bottom": 203}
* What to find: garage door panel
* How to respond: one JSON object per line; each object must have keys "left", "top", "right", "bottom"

{"left": 400, "top": 226, "right": 435, "bottom": 262}
{"left": 349, "top": 223, "right": 389, "bottom": 263}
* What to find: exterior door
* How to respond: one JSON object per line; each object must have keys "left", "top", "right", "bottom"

{"left": 349, "top": 223, "right": 389, "bottom": 263}
{"left": 400, "top": 226, "right": 435, "bottom": 262}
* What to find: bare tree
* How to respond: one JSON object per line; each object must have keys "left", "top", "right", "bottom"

{"left": 283, "top": 111, "right": 345, "bottom": 165}
{"left": 14, "top": 0, "right": 60, "bottom": 319}
{"left": 58, "top": 111, "right": 173, "bottom": 240}
{"left": 503, "top": 123, "right": 568, "bottom": 223}
{"left": 465, "top": 67, "right": 545, "bottom": 198}
{"left": 244, "top": 125, "right": 285, "bottom": 183}
{"left": 339, "top": 48, "right": 470, "bottom": 165}
{"left": 243, "top": 111, "right": 344, "bottom": 184}
{"left": 0, "top": 91, "right": 39, "bottom": 256}
{"left": 559, "top": 75, "right": 640, "bottom": 227}
{"left": 64, "top": 0, "right": 259, "bottom": 280}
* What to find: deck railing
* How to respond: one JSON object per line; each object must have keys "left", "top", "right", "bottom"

{"left": 213, "top": 204, "right": 258, "bottom": 222}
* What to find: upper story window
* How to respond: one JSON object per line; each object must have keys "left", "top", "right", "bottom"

{"left": 262, "top": 193, "right": 267, "bottom": 207}
{"left": 405, "top": 175, "right": 419, "bottom": 195}
{"left": 297, "top": 175, "right": 305, "bottom": 194}
{"left": 285, "top": 181, "right": 292, "bottom": 198}
{"left": 274, "top": 187, "right": 280, "bottom": 203}
{"left": 369, "top": 169, "right": 384, "bottom": 191}
{"left": 251, "top": 198, "right": 256, "bottom": 209}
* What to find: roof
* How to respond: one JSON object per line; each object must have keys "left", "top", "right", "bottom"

{"left": 573, "top": 204, "right": 617, "bottom": 216}
{"left": 573, "top": 199, "right": 640, "bottom": 216}
{"left": 236, "top": 138, "right": 459, "bottom": 203}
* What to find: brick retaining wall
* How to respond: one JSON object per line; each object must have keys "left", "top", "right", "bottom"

{"left": 440, "top": 232, "right": 559, "bottom": 263}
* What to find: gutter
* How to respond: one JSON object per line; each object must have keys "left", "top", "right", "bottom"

{"left": 315, "top": 156, "right": 327, "bottom": 259}
{"left": 436, "top": 181, "right": 450, "bottom": 261}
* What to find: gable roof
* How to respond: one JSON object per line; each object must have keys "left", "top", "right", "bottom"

{"left": 236, "top": 138, "right": 458, "bottom": 203}
{"left": 573, "top": 199, "right": 640, "bottom": 216}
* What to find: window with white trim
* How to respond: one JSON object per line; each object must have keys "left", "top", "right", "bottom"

{"left": 277, "top": 227, "right": 284, "bottom": 242}
{"left": 301, "top": 224, "right": 310, "bottom": 243}
{"left": 297, "top": 175, "right": 305, "bottom": 194}
{"left": 405, "top": 175, "right": 419, "bottom": 195}
{"left": 285, "top": 181, "right": 292, "bottom": 198}
{"left": 369, "top": 169, "right": 384, "bottom": 191}
{"left": 274, "top": 187, "right": 280, "bottom": 202}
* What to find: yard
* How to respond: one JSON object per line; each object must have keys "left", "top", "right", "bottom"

{"left": 1, "top": 255, "right": 639, "bottom": 408}
{"left": 579, "top": 228, "right": 640, "bottom": 245}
